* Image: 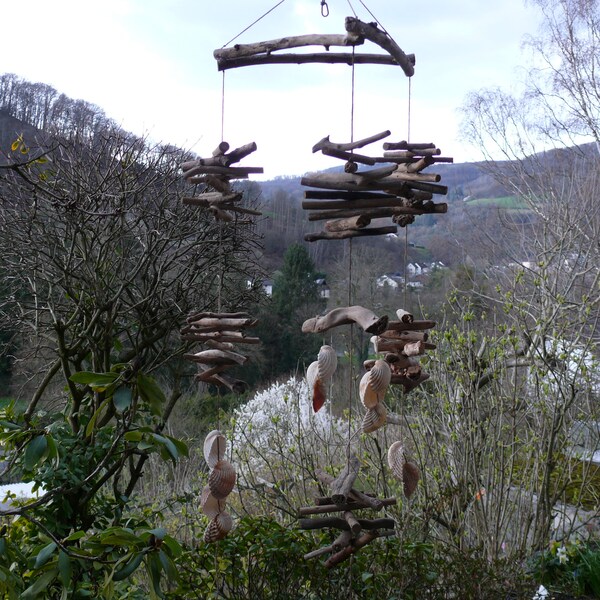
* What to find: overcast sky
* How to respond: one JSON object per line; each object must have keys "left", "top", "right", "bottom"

{"left": 2, "top": 0, "right": 541, "bottom": 177}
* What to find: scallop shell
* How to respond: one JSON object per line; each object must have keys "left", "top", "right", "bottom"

{"left": 208, "top": 459, "right": 236, "bottom": 499}
{"left": 203, "top": 511, "right": 233, "bottom": 543}
{"left": 203, "top": 430, "right": 226, "bottom": 469}
{"left": 359, "top": 371, "right": 378, "bottom": 409}
{"left": 403, "top": 461, "right": 420, "bottom": 498}
{"left": 306, "top": 361, "right": 318, "bottom": 390}
{"left": 387, "top": 441, "right": 406, "bottom": 481}
{"left": 317, "top": 345, "right": 337, "bottom": 381}
{"left": 369, "top": 359, "right": 391, "bottom": 393}
{"left": 200, "top": 484, "right": 227, "bottom": 518}
{"left": 362, "top": 403, "right": 387, "bottom": 433}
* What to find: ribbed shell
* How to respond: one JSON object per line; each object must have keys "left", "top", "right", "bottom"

{"left": 203, "top": 430, "right": 226, "bottom": 469}
{"left": 306, "top": 361, "right": 318, "bottom": 391}
{"left": 359, "top": 371, "right": 378, "bottom": 409}
{"left": 403, "top": 461, "right": 420, "bottom": 498}
{"left": 362, "top": 403, "right": 387, "bottom": 433}
{"left": 317, "top": 345, "right": 337, "bottom": 381}
{"left": 387, "top": 441, "right": 406, "bottom": 481}
{"left": 208, "top": 459, "right": 236, "bottom": 499}
{"left": 203, "top": 511, "right": 233, "bottom": 543}
{"left": 369, "top": 359, "right": 391, "bottom": 393}
{"left": 200, "top": 485, "right": 227, "bottom": 518}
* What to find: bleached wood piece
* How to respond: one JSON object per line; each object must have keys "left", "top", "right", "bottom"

{"left": 181, "top": 332, "right": 261, "bottom": 344}
{"left": 214, "top": 33, "right": 364, "bottom": 60}
{"left": 324, "top": 215, "right": 371, "bottom": 231}
{"left": 331, "top": 455, "right": 360, "bottom": 504}
{"left": 383, "top": 141, "right": 436, "bottom": 151}
{"left": 187, "top": 311, "right": 250, "bottom": 322}
{"left": 321, "top": 147, "right": 376, "bottom": 165}
{"left": 188, "top": 317, "right": 258, "bottom": 330}
{"left": 184, "top": 165, "right": 263, "bottom": 178}
{"left": 303, "top": 306, "right": 388, "bottom": 335}
{"left": 307, "top": 205, "right": 447, "bottom": 221}
{"left": 303, "top": 531, "right": 353, "bottom": 560}
{"left": 193, "top": 365, "right": 228, "bottom": 380}
{"left": 303, "top": 198, "right": 410, "bottom": 210}
{"left": 204, "top": 339, "right": 236, "bottom": 352}
{"left": 302, "top": 172, "right": 422, "bottom": 193}
{"left": 396, "top": 309, "right": 414, "bottom": 323}
{"left": 182, "top": 192, "right": 243, "bottom": 205}
{"left": 315, "top": 469, "right": 384, "bottom": 511}
{"left": 312, "top": 130, "right": 391, "bottom": 153}
{"left": 305, "top": 226, "right": 397, "bottom": 241}
{"left": 384, "top": 148, "right": 441, "bottom": 158}
{"left": 345, "top": 17, "right": 414, "bottom": 77}
{"left": 213, "top": 141, "right": 230, "bottom": 157}
{"left": 388, "top": 171, "right": 441, "bottom": 183}
{"left": 206, "top": 372, "right": 248, "bottom": 394}
{"left": 185, "top": 348, "right": 248, "bottom": 365}
{"left": 386, "top": 319, "right": 436, "bottom": 331}
{"left": 298, "top": 497, "right": 396, "bottom": 516}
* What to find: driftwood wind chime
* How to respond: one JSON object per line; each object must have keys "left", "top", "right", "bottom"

{"left": 187, "top": 7, "right": 452, "bottom": 558}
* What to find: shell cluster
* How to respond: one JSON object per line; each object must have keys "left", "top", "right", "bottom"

{"left": 306, "top": 345, "right": 337, "bottom": 412}
{"left": 358, "top": 359, "right": 391, "bottom": 433}
{"left": 387, "top": 440, "right": 420, "bottom": 499}
{"left": 201, "top": 429, "right": 236, "bottom": 543}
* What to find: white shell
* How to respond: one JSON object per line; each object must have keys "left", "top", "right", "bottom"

{"left": 362, "top": 403, "right": 387, "bottom": 433}
{"left": 200, "top": 485, "right": 227, "bottom": 518}
{"left": 203, "top": 430, "right": 226, "bottom": 469}
{"left": 387, "top": 441, "right": 406, "bottom": 481}
{"left": 359, "top": 371, "right": 377, "bottom": 408}
{"left": 370, "top": 336, "right": 380, "bottom": 354}
{"left": 203, "top": 511, "right": 233, "bottom": 543}
{"left": 317, "top": 345, "right": 337, "bottom": 381}
{"left": 369, "top": 359, "right": 391, "bottom": 393}
{"left": 208, "top": 459, "right": 236, "bottom": 499}
{"left": 306, "top": 361, "right": 319, "bottom": 390}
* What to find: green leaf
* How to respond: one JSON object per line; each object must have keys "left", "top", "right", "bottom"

{"left": 100, "top": 528, "right": 141, "bottom": 547}
{"left": 113, "top": 552, "right": 144, "bottom": 582}
{"left": 45, "top": 435, "right": 59, "bottom": 465}
{"left": 34, "top": 541, "right": 57, "bottom": 569}
{"left": 137, "top": 372, "right": 165, "bottom": 416}
{"left": 146, "top": 528, "right": 167, "bottom": 541}
{"left": 85, "top": 397, "right": 112, "bottom": 437}
{"left": 24, "top": 435, "right": 48, "bottom": 471}
{"left": 158, "top": 548, "right": 178, "bottom": 582}
{"left": 124, "top": 431, "right": 143, "bottom": 442}
{"left": 151, "top": 434, "right": 178, "bottom": 465}
{"left": 161, "top": 535, "right": 183, "bottom": 559}
{"left": 165, "top": 435, "right": 189, "bottom": 458}
{"left": 64, "top": 531, "right": 86, "bottom": 542}
{"left": 146, "top": 552, "right": 164, "bottom": 598}
{"left": 58, "top": 550, "right": 72, "bottom": 587}
{"left": 113, "top": 387, "right": 132, "bottom": 412}
{"left": 21, "top": 569, "right": 59, "bottom": 599}
{"left": 70, "top": 371, "right": 118, "bottom": 390}
{"left": 0, "top": 420, "right": 21, "bottom": 431}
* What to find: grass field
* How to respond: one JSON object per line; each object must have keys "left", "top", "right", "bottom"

{"left": 465, "top": 196, "right": 529, "bottom": 209}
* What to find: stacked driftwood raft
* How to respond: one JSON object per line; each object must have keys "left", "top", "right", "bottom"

{"left": 302, "top": 130, "right": 451, "bottom": 241}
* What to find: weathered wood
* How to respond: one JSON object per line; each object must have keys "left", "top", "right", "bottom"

{"left": 188, "top": 317, "right": 258, "bottom": 330}
{"left": 405, "top": 156, "right": 435, "bottom": 173}
{"left": 208, "top": 206, "right": 233, "bottom": 222}
{"left": 391, "top": 372, "right": 430, "bottom": 391}
{"left": 324, "top": 215, "right": 371, "bottom": 231}
{"left": 315, "top": 469, "right": 384, "bottom": 511}
{"left": 384, "top": 148, "right": 441, "bottom": 158}
{"left": 184, "top": 348, "right": 248, "bottom": 365}
{"left": 182, "top": 192, "right": 242, "bottom": 205}
{"left": 389, "top": 171, "right": 441, "bottom": 183}
{"left": 187, "top": 311, "right": 250, "bottom": 322}
{"left": 324, "top": 530, "right": 395, "bottom": 569}
{"left": 383, "top": 141, "right": 436, "bottom": 151}
{"left": 303, "top": 197, "right": 412, "bottom": 210}
{"left": 305, "top": 226, "right": 397, "bottom": 241}
{"left": 321, "top": 147, "right": 376, "bottom": 165}
{"left": 302, "top": 306, "right": 388, "bottom": 335}
{"left": 385, "top": 319, "right": 436, "bottom": 332}
{"left": 366, "top": 353, "right": 416, "bottom": 370}
{"left": 183, "top": 165, "right": 263, "bottom": 178}
{"left": 196, "top": 174, "right": 232, "bottom": 193}
{"left": 302, "top": 172, "right": 424, "bottom": 193}
{"left": 193, "top": 365, "right": 228, "bottom": 380}
{"left": 312, "top": 130, "right": 391, "bottom": 153}
{"left": 307, "top": 205, "right": 446, "bottom": 221}
{"left": 213, "top": 141, "right": 230, "bottom": 157}
{"left": 345, "top": 17, "right": 414, "bottom": 77}
{"left": 331, "top": 455, "right": 360, "bottom": 504}
{"left": 214, "top": 33, "right": 364, "bottom": 61}
{"left": 304, "top": 190, "right": 398, "bottom": 200}
{"left": 298, "top": 517, "right": 395, "bottom": 531}
{"left": 343, "top": 511, "right": 362, "bottom": 535}
{"left": 402, "top": 340, "right": 427, "bottom": 356}
{"left": 396, "top": 309, "right": 414, "bottom": 323}
{"left": 204, "top": 339, "right": 236, "bottom": 352}
{"left": 303, "top": 530, "right": 353, "bottom": 560}
{"left": 298, "top": 497, "right": 397, "bottom": 516}
{"left": 210, "top": 373, "right": 248, "bottom": 394}
{"left": 216, "top": 52, "right": 404, "bottom": 70}
{"left": 181, "top": 332, "right": 261, "bottom": 344}
{"left": 387, "top": 180, "right": 448, "bottom": 196}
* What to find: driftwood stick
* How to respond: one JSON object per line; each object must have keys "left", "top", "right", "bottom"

{"left": 298, "top": 517, "right": 395, "bottom": 532}
{"left": 385, "top": 320, "right": 436, "bottom": 332}
{"left": 188, "top": 317, "right": 258, "bottom": 330}
{"left": 298, "top": 497, "right": 397, "bottom": 516}
{"left": 405, "top": 156, "right": 435, "bottom": 173}
{"left": 303, "top": 530, "right": 353, "bottom": 560}
{"left": 213, "top": 142, "right": 230, "bottom": 157}
{"left": 312, "top": 130, "right": 391, "bottom": 153}
{"left": 343, "top": 511, "right": 362, "bottom": 535}
{"left": 384, "top": 148, "right": 441, "bottom": 158}
{"left": 315, "top": 469, "right": 384, "bottom": 511}
{"left": 331, "top": 455, "right": 360, "bottom": 504}
{"left": 302, "top": 306, "right": 388, "bottom": 335}
{"left": 396, "top": 309, "right": 414, "bottom": 323}
{"left": 193, "top": 365, "right": 228, "bottom": 380}
{"left": 225, "top": 142, "right": 258, "bottom": 164}
{"left": 204, "top": 339, "right": 236, "bottom": 352}
{"left": 304, "top": 545, "right": 337, "bottom": 560}
{"left": 321, "top": 147, "right": 376, "bottom": 165}
{"left": 302, "top": 172, "right": 435, "bottom": 193}
{"left": 182, "top": 192, "right": 242, "bottom": 204}
{"left": 324, "top": 530, "right": 396, "bottom": 569}
{"left": 305, "top": 226, "right": 397, "bottom": 241}
{"left": 184, "top": 349, "right": 248, "bottom": 365}
{"left": 303, "top": 198, "right": 413, "bottom": 210}
{"left": 324, "top": 215, "right": 371, "bottom": 232}
{"left": 208, "top": 207, "right": 233, "bottom": 222}
{"left": 345, "top": 17, "right": 414, "bottom": 77}
{"left": 389, "top": 171, "right": 441, "bottom": 183}
{"left": 391, "top": 372, "right": 430, "bottom": 391}
{"left": 181, "top": 332, "right": 261, "bottom": 345}
{"left": 214, "top": 33, "right": 364, "bottom": 61}
{"left": 184, "top": 165, "right": 263, "bottom": 178}
{"left": 216, "top": 52, "right": 403, "bottom": 70}
{"left": 307, "top": 205, "right": 447, "bottom": 220}
{"left": 187, "top": 311, "right": 249, "bottom": 322}
{"left": 304, "top": 190, "right": 398, "bottom": 200}
{"left": 383, "top": 141, "right": 436, "bottom": 151}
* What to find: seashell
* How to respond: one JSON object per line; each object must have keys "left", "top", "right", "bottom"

{"left": 402, "top": 461, "right": 420, "bottom": 498}
{"left": 306, "top": 361, "right": 318, "bottom": 390}
{"left": 317, "top": 345, "right": 337, "bottom": 381}
{"left": 387, "top": 441, "right": 406, "bottom": 481}
{"left": 208, "top": 459, "right": 236, "bottom": 499}
{"left": 200, "top": 484, "right": 227, "bottom": 518}
{"left": 362, "top": 403, "right": 387, "bottom": 433}
{"left": 307, "top": 360, "right": 326, "bottom": 412}
{"left": 203, "top": 430, "right": 226, "bottom": 469}
{"left": 369, "top": 359, "right": 391, "bottom": 393}
{"left": 203, "top": 511, "right": 233, "bottom": 543}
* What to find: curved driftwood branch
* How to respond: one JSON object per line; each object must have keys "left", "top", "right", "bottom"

{"left": 324, "top": 530, "right": 396, "bottom": 569}
{"left": 345, "top": 16, "right": 414, "bottom": 76}
{"left": 312, "top": 130, "right": 391, "bottom": 153}
{"left": 305, "top": 226, "right": 396, "bottom": 242}
{"left": 324, "top": 215, "right": 371, "bottom": 231}
{"left": 298, "top": 517, "right": 395, "bottom": 531}
{"left": 303, "top": 306, "right": 388, "bottom": 335}
{"left": 298, "top": 497, "right": 396, "bottom": 516}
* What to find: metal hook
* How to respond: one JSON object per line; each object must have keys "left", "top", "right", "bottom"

{"left": 321, "top": 0, "right": 329, "bottom": 17}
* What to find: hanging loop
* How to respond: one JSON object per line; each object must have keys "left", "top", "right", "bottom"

{"left": 321, "top": 0, "right": 329, "bottom": 17}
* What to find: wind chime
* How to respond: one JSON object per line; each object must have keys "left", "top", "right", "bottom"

{"left": 185, "top": 1, "right": 453, "bottom": 560}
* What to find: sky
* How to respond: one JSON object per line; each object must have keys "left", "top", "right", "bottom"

{"left": 2, "top": 0, "right": 542, "bottom": 178}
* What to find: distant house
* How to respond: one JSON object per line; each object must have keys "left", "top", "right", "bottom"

{"left": 406, "top": 263, "right": 423, "bottom": 277}
{"left": 377, "top": 275, "right": 400, "bottom": 289}
{"left": 315, "top": 278, "right": 330, "bottom": 299}
{"left": 262, "top": 279, "right": 274, "bottom": 296}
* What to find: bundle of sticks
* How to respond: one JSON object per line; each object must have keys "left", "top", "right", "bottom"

{"left": 301, "top": 130, "right": 452, "bottom": 241}
{"left": 180, "top": 141, "right": 263, "bottom": 222}
{"left": 181, "top": 311, "right": 260, "bottom": 394}
{"left": 366, "top": 308, "right": 436, "bottom": 393}
{"left": 298, "top": 455, "right": 397, "bottom": 568}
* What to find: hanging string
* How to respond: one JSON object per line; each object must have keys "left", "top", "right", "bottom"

{"left": 346, "top": 0, "right": 358, "bottom": 18}
{"left": 403, "top": 70, "right": 413, "bottom": 310}
{"left": 221, "top": 0, "right": 288, "bottom": 48}
{"left": 356, "top": 0, "right": 390, "bottom": 36}
{"left": 221, "top": 72, "right": 226, "bottom": 143}
{"left": 407, "top": 77, "right": 412, "bottom": 143}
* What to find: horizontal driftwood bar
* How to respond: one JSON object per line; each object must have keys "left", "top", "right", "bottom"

{"left": 298, "top": 497, "right": 396, "bottom": 516}
{"left": 184, "top": 348, "right": 248, "bottom": 365}
{"left": 184, "top": 165, "right": 264, "bottom": 178}
{"left": 181, "top": 331, "right": 261, "bottom": 344}
{"left": 391, "top": 372, "right": 430, "bottom": 391}
{"left": 385, "top": 319, "right": 436, "bottom": 332}
{"left": 324, "top": 215, "right": 371, "bottom": 231}
{"left": 312, "top": 130, "right": 391, "bottom": 153}
{"left": 345, "top": 17, "right": 414, "bottom": 77}
{"left": 188, "top": 317, "right": 258, "bottom": 330}
{"left": 205, "top": 373, "right": 248, "bottom": 394}
{"left": 302, "top": 306, "right": 388, "bottom": 335}
{"left": 324, "top": 530, "right": 396, "bottom": 569}
{"left": 305, "top": 226, "right": 397, "bottom": 241}
{"left": 181, "top": 192, "right": 242, "bottom": 204}
{"left": 383, "top": 141, "right": 436, "bottom": 151}
{"left": 187, "top": 311, "right": 249, "bottom": 322}
{"left": 315, "top": 469, "right": 384, "bottom": 511}
{"left": 307, "top": 205, "right": 446, "bottom": 221}
{"left": 193, "top": 365, "right": 228, "bottom": 380}
{"left": 321, "top": 147, "right": 376, "bottom": 165}
{"left": 303, "top": 530, "right": 353, "bottom": 560}
{"left": 298, "top": 517, "right": 395, "bottom": 531}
